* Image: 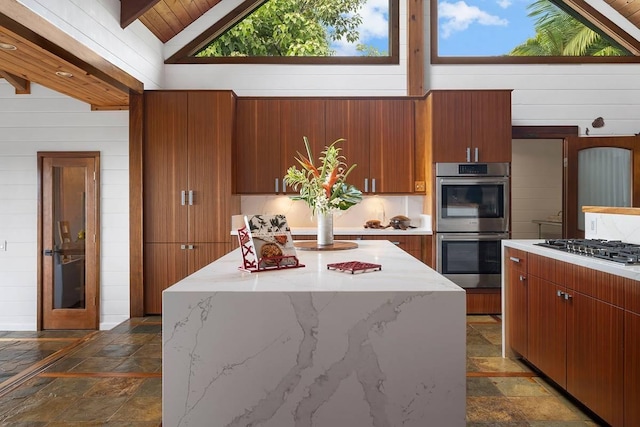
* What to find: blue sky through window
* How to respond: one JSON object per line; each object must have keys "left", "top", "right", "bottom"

{"left": 438, "top": 0, "right": 537, "bottom": 56}
{"left": 330, "top": 0, "right": 390, "bottom": 55}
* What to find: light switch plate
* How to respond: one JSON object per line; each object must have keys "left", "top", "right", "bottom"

{"left": 0, "top": 240, "right": 5, "bottom": 251}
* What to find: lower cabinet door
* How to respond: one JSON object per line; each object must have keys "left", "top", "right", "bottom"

{"left": 625, "top": 311, "right": 640, "bottom": 427}
{"left": 567, "top": 293, "right": 624, "bottom": 427}
{"left": 144, "top": 243, "right": 188, "bottom": 315}
{"left": 144, "top": 242, "right": 231, "bottom": 314}
{"left": 527, "top": 276, "right": 567, "bottom": 388}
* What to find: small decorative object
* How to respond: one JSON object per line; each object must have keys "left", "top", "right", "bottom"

{"left": 284, "top": 136, "right": 363, "bottom": 246}
{"left": 237, "top": 214, "right": 305, "bottom": 273}
{"left": 327, "top": 261, "right": 382, "bottom": 274}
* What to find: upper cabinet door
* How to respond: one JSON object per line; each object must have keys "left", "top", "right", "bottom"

{"left": 143, "top": 91, "right": 189, "bottom": 243}
{"left": 235, "top": 99, "right": 282, "bottom": 194}
{"left": 369, "top": 99, "right": 415, "bottom": 193}
{"left": 472, "top": 91, "right": 512, "bottom": 162}
{"left": 188, "top": 91, "right": 236, "bottom": 242}
{"left": 279, "top": 99, "right": 326, "bottom": 193}
{"left": 430, "top": 90, "right": 512, "bottom": 163}
{"left": 325, "top": 99, "right": 371, "bottom": 193}
{"left": 430, "top": 91, "right": 473, "bottom": 163}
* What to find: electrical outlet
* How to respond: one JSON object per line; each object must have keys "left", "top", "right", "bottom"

{"left": 0, "top": 240, "right": 6, "bottom": 251}
{"left": 590, "top": 219, "right": 597, "bottom": 233}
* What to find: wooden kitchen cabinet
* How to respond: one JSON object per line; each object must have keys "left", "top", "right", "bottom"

{"left": 235, "top": 97, "right": 418, "bottom": 194}
{"left": 506, "top": 250, "right": 626, "bottom": 426}
{"left": 427, "top": 90, "right": 512, "bottom": 163}
{"left": 235, "top": 98, "right": 282, "bottom": 194}
{"left": 504, "top": 247, "right": 528, "bottom": 358}
{"left": 143, "top": 91, "right": 240, "bottom": 314}
{"left": 624, "top": 280, "right": 640, "bottom": 427}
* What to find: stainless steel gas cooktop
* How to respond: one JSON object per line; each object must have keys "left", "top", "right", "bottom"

{"left": 535, "top": 238, "right": 640, "bottom": 265}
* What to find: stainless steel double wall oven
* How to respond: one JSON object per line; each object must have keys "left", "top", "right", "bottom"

{"left": 435, "top": 163, "right": 510, "bottom": 288}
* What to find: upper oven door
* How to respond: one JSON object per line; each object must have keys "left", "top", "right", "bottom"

{"left": 436, "top": 176, "right": 510, "bottom": 232}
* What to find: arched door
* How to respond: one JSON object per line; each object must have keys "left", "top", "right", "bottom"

{"left": 564, "top": 136, "right": 640, "bottom": 238}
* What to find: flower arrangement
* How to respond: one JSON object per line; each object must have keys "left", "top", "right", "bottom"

{"left": 284, "top": 136, "right": 363, "bottom": 215}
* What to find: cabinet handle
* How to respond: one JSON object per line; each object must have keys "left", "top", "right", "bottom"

{"left": 282, "top": 180, "right": 287, "bottom": 192}
{"left": 474, "top": 147, "right": 479, "bottom": 162}
{"left": 364, "top": 178, "right": 369, "bottom": 193}
{"left": 564, "top": 293, "right": 572, "bottom": 300}
{"left": 372, "top": 178, "right": 376, "bottom": 193}
{"left": 391, "top": 241, "right": 401, "bottom": 245}
{"left": 181, "top": 191, "right": 186, "bottom": 206}
{"left": 275, "top": 178, "right": 279, "bottom": 193}
{"left": 509, "top": 256, "right": 521, "bottom": 263}
{"left": 188, "top": 190, "right": 194, "bottom": 206}
{"left": 465, "top": 147, "right": 470, "bottom": 162}
{"left": 519, "top": 275, "right": 526, "bottom": 282}
{"left": 557, "top": 290, "right": 565, "bottom": 297}
{"left": 180, "top": 244, "right": 186, "bottom": 250}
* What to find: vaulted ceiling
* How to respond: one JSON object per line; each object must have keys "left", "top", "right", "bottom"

{"left": 0, "top": 0, "right": 639, "bottom": 109}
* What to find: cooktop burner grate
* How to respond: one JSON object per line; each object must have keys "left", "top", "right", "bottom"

{"left": 535, "top": 239, "right": 640, "bottom": 265}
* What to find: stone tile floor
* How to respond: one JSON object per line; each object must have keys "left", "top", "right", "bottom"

{"left": 0, "top": 315, "right": 604, "bottom": 426}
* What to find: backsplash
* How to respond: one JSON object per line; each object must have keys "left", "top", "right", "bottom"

{"left": 584, "top": 211, "right": 640, "bottom": 244}
{"left": 238, "top": 195, "right": 427, "bottom": 228}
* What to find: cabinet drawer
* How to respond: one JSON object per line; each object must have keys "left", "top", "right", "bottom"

{"left": 505, "top": 248, "right": 527, "bottom": 272}
{"left": 528, "top": 253, "right": 566, "bottom": 284}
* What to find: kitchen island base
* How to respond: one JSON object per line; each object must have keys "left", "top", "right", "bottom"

{"left": 163, "top": 241, "right": 465, "bottom": 427}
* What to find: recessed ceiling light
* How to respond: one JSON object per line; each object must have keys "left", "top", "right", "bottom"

{"left": 55, "top": 71, "right": 73, "bottom": 78}
{"left": 0, "top": 42, "right": 17, "bottom": 51}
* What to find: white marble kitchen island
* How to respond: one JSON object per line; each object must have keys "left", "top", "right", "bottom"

{"left": 163, "top": 240, "right": 466, "bottom": 427}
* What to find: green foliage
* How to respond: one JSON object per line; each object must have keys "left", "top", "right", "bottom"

{"left": 197, "top": 0, "right": 369, "bottom": 57}
{"left": 510, "top": 0, "right": 627, "bottom": 56}
{"left": 283, "top": 137, "right": 362, "bottom": 215}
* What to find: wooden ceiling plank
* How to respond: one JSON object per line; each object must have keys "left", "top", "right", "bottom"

{"left": 0, "top": 70, "right": 30, "bottom": 93}
{"left": 0, "top": 0, "right": 142, "bottom": 94}
{"left": 121, "top": 0, "right": 161, "bottom": 28}
{"left": 167, "top": 0, "right": 198, "bottom": 26}
{"left": 151, "top": 2, "right": 185, "bottom": 35}
{"left": 140, "top": 9, "right": 175, "bottom": 42}
{"left": 177, "top": 0, "right": 207, "bottom": 19}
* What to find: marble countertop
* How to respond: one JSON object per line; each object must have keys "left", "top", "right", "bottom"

{"left": 231, "top": 227, "right": 433, "bottom": 236}
{"left": 503, "top": 239, "right": 640, "bottom": 281}
{"left": 164, "top": 240, "right": 462, "bottom": 293}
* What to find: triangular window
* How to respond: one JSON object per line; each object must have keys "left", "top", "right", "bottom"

{"left": 167, "top": 0, "right": 399, "bottom": 64}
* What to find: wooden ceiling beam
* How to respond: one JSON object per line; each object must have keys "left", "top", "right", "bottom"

{"left": 0, "top": 0, "right": 143, "bottom": 94}
{"left": 0, "top": 70, "right": 30, "bottom": 93}
{"left": 121, "top": 0, "right": 161, "bottom": 29}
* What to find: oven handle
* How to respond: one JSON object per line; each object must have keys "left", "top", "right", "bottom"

{"left": 438, "top": 178, "right": 509, "bottom": 185}
{"left": 437, "top": 232, "right": 510, "bottom": 242}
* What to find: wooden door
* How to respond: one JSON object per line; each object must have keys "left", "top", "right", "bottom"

{"left": 279, "top": 99, "right": 326, "bottom": 194}
{"left": 504, "top": 248, "right": 528, "bottom": 358}
{"left": 235, "top": 99, "right": 282, "bottom": 193}
{"left": 325, "top": 99, "right": 371, "bottom": 193}
{"left": 471, "top": 91, "right": 512, "bottom": 162}
{"left": 188, "top": 91, "right": 237, "bottom": 242}
{"left": 527, "top": 274, "right": 567, "bottom": 387}
{"left": 40, "top": 153, "right": 99, "bottom": 329}
{"left": 566, "top": 292, "right": 624, "bottom": 426}
{"left": 564, "top": 135, "right": 640, "bottom": 238}
{"left": 430, "top": 91, "right": 472, "bottom": 163}
{"left": 369, "top": 99, "right": 415, "bottom": 193}
{"left": 143, "top": 91, "right": 189, "bottom": 243}
{"left": 188, "top": 243, "right": 232, "bottom": 274}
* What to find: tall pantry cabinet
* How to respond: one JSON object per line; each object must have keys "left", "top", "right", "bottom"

{"left": 143, "top": 91, "right": 240, "bottom": 314}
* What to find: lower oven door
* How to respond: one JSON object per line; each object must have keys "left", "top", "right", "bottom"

{"left": 436, "top": 232, "right": 509, "bottom": 288}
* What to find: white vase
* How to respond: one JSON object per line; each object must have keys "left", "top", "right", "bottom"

{"left": 317, "top": 212, "right": 334, "bottom": 246}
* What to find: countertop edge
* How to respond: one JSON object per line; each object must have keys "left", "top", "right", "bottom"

{"left": 503, "top": 239, "right": 640, "bottom": 280}
{"left": 230, "top": 227, "right": 433, "bottom": 236}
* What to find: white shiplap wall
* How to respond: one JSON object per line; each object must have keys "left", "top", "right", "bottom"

{"left": 17, "top": 0, "right": 164, "bottom": 89}
{"left": 511, "top": 139, "right": 563, "bottom": 239}
{"left": 0, "top": 82, "right": 130, "bottom": 330}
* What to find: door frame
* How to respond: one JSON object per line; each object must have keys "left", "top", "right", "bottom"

{"left": 37, "top": 151, "right": 101, "bottom": 330}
